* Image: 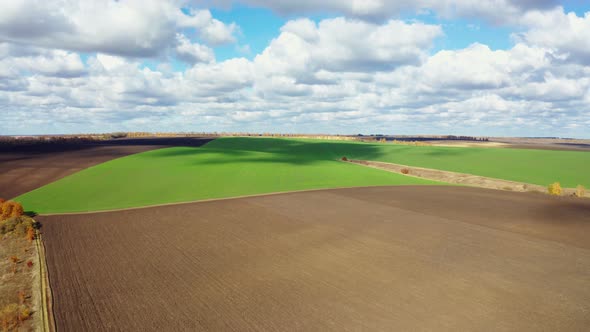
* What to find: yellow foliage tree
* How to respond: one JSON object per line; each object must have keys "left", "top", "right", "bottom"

{"left": 547, "top": 182, "right": 562, "bottom": 196}
{"left": 575, "top": 185, "right": 586, "bottom": 198}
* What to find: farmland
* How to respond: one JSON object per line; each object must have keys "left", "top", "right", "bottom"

{"left": 16, "top": 137, "right": 590, "bottom": 213}
{"left": 15, "top": 138, "right": 439, "bottom": 213}
{"left": 2, "top": 135, "right": 589, "bottom": 331}
{"left": 38, "top": 186, "right": 590, "bottom": 331}
{"left": 0, "top": 137, "right": 213, "bottom": 199}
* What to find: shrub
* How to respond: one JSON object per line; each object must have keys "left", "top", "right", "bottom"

{"left": 26, "top": 226, "right": 35, "bottom": 242}
{"left": 17, "top": 291, "right": 25, "bottom": 305}
{"left": 547, "top": 182, "right": 562, "bottom": 196}
{"left": 0, "top": 304, "right": 31, "bottom": 330}
{"left": 18, "top": 306, "right": 30, "bottom": 322}
{"left": 575, "top": 185, "right": 586, "bottom": 198}
{"left": 401, "top": 168, "right": 410, "bottom": 175}
{"left": 10, "top": 256, "right": 18, "bottom": 273}
{"left": 0, "top": 216, "right": 35, "bottom": 236}
{"left": 0, "top": 217, "right": 20, "bottom": 234}
{"left": 0, "top": 304, "right": 19, "bottom": 331}
{"left": 341, "top": 156, "right": 348, "bottom": 161}
{"left": 14, "top": 222, "right": 28, "bottom": 237}
{"left": 26, "top": 260, "right": 33, "bottom": 268}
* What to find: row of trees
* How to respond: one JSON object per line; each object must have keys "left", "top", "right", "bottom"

{"left": 547, "top": 183, "right": 586, "bottom": 197}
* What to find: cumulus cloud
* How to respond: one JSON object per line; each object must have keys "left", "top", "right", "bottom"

{"left": 0, "top": 0, "right": 237, "bottom": 57}
{"left": 255, "top": 18, "right": 441, "bottom": 77}
{"left": 410, "top": 43, "right": 550, "bottom": 91}
{"left": 175, "top": 34, "right": 215, "bottom": 64}
{"left": 0, "top": 43, "right": 85, "bottom": 78}
{"left": 195, "top": 0, "right": 561, "bottom": 23}
{"left": 176, "top": 8, "right": 238, "bottom": 45}
{"left": 516, "top": 8, "right": 590, "bottom": 64}
{"left": 0, "top": 4, "right": 589, "bottom": 137}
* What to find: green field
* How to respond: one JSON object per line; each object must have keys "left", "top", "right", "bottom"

{"left": 16, "top": 137, "right": 590, "bottom": 213}
{"left": 15, "top": 138, "right": 438, "bottom": 213}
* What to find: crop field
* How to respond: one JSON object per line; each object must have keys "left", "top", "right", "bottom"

{"left": 0, "top": 137, "right": 213, "bottom": 199}
{"left": 4, "top": 136, "right": 589, "bottom": 331}
{"left": 38, "top": 186, "right": 590, "bottom": 331}
{"left": 15, "top": 138, "right": 439, "bottom": 213}
{"left": 16, "top": 137, "right": 590, "bottom": 213}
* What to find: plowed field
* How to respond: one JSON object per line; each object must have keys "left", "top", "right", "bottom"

{"left": 39, "top": 186, "right": 590, "bottom": 331}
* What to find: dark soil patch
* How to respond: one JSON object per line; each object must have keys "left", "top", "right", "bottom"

{"left": 0, "top": 137, "right": 214, "bottom": 199}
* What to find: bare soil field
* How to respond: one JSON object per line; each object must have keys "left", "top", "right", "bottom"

{"left": 0, "top": 137, "right": 213, "bottom": 199}
{"left": 38, "top": 186, "right": 590, "bottom": 331}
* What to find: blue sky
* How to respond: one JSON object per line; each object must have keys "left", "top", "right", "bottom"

{"left": 208, "top": 6, "right": 515, "bottom": 62}
{"left": 210, "top": 1, "right": 589, "bottom": 60}
{"left": 1, "top": 1, "right": 589, "bottom": 137}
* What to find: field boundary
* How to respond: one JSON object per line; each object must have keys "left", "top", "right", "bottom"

{"left": 38, "top": 183, "right": 445, "bottom": 216}
{"left": 35, "top": 229, "right": 56, "bottom": 332}
{"left": 347, "top": 159, "right": 588, "bottom": 197}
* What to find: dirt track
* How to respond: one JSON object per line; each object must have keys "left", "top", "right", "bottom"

{"left": 39, "top": 186, "right": 590, "bottom": 331}
{"left": 0, "top": 137, "right": 213, "bottom": 199}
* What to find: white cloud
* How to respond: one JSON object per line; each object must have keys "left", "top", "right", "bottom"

{"left": 176, "top": 8, "right": 238, "bottom": 45}
{"left": 1, "top": 5, "right": 589, "bottom": 138}
{"left": 412, "top": 43, "right": 550, "bottom": 90}
{"left": 185, "top": 57, "right": 255, "bottom": 96}
{"left": 0, "top": 0, "right": 237, "bottom": 57}
{"left": 0, "top": 43, "right": 85, "bottom": 78}
{"left": 254, "top": 18, "right": 442, "bottom": 78}
{"left": 197, "top": 0, "right": 560, "bottom": 23}
{"left": 175, "top": 34, "right": 215, "bottom": 64}
{"left": 517, "top": 9, "right": 590, "bottom": 64}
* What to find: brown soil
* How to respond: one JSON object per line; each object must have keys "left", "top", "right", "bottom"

{"left": 38, "top": 186, "right": 590, "bottom": 331}
{"left": 0, "top": 137, "right": 214, "bottom": 199}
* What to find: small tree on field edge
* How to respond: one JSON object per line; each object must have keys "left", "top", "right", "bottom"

{"left": 10, "top": 202, "right": 24, "bottom": 218}
{"left": 547, "top": 182, "right": 562, "bottom": 196}
{"left": 0, "top": 202, "right": 13, "bottom": 220}
{"left": 575, "top": 185, "right": 586, "bottom": 198}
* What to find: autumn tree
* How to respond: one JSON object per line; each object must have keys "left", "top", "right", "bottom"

{"left": 547, "top": 182, "right": 562, "bottom": 196}
{"left": 10, "top": 202, "right": 24, "bottom": 218}
{"left": 0, "top": 201, "right": 24, "bottom": 220}
{"left": 575, "top": 185, "right": 586, "bottom": 198}
{"left": 0, "top": 202, "right": 14, "bottom": 220}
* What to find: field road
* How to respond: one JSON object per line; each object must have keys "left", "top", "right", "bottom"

{"left": 0, "top": 137, "right": 213, "bottom": 199}
{"left": 39, "top": 186, "right": 590, "bottom": 331}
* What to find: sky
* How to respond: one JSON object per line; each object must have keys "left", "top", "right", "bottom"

{"left": 1, "top": 1, "right": 589, "bottom": 137}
